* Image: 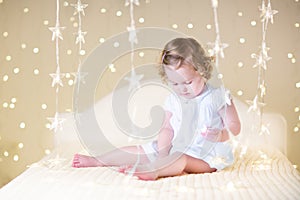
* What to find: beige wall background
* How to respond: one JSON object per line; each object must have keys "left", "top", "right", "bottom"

{"left": 0, "top": 0, "right": 299, "bottom": 187}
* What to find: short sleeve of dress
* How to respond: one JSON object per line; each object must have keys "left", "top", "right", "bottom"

{"left": 211, "top": 87, "right": 227, "bottom": 111}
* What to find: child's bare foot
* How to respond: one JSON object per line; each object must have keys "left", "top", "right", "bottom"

{"left": 133, "top": 165, "right": 158, "bottom": 181}
{"left": 72, "top": 154, "right": 103, "bottom": 168}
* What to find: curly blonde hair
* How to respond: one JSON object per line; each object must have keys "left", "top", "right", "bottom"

{"left": 158, "top": 37, "right": 214, "bottom": 83}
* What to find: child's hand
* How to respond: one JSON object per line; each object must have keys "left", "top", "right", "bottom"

{"left": 201, "top": 128, "right": 221, "bottom": 142}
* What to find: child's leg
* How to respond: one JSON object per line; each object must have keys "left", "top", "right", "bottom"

{"left": 134, "top": 152, "right": 216, "bottom": 180}
{"left": 72, "top": 145, "right": 150, "bottom": 168}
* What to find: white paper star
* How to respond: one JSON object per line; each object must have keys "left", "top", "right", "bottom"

{"left": 75, "top": 30, "right": 87, "bottom": 44}
{"left": 260, "top": 0, "right": 278, "bottom": 24}
{"left": 49, "top": 67, "right": 65, "bottom": 87}
{"left": 125, "top": 0, "right": 140, "bottom": 6}
{"left": 72, "top": 71, "right": 88, "bottom": 84}
{"left": 47, "top": 112, "right": 66, "bottom": 133}
{"left": 259, "top": 83, "right": 267, "bottom": 97}
{"left": 124, "top": 69, "right": 144, "bottom": 92}
{"left": 259, "top": 123, "right": 270, "bottom": 136}
{"left": 127, "top": 25, "right": 138, "bottom": 44}
{"left": 71, "top": 0, "right": 88, "bottom": 16}
{"left": 246, "top": 95, "right": 266, "bottom": 115}
{"left": 207, "top": 39, "right": 228, "bottom": 58}
{"left": 251, "top": 43, "right": 271, "bottom": 70}
{"left": 49, "top": 24, "right": 65, "bottom": 41}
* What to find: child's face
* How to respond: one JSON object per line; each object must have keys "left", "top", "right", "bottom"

{"left": 164, "top": 64, "right": 206, "bottom": 99}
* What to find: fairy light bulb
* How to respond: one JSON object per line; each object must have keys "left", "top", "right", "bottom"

{"left": 13, "top": 155, "right": 19, "bottom": 162}
{"left": 206, "top": 24, "right": 212, "bottom": 30}
{"left": 19, "top": 122, "right": 26, "bottom": 129}
{"left": 116, "top": 11, "right": 122, "bottom": 17}
{"left": 3, "top": 151, "right": 9, "bottom": 157}
{"left": 18, "top": 143, "right": 24, "bottom": 149}
{"left": 172, "top": 24, "right": 178, "bottom": 29}
{"left": 3, "top": 75, "right": 9, "bottom": 82}
{"left": 99, "top": 38, "right": 105, "bottom": 43}
{"left": 100, "top": 8, "right": 107, "bottom": 13}
{"left": 138, "top": 17, "right": 145, "bottom": 23}
{"left": 34, "top": 69, "right": 39, "bottom": 75}
{"left": 41, "top": 104, "right": 47, "bottom": 110}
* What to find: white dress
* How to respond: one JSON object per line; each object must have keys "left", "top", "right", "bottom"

{"left": 141, "top": 84, "right": 234, "bottom": 170}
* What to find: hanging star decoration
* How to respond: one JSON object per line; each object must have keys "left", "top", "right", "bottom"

{"left": 246, "top": 95, "right": 266, "bottom": 115}
{"left": 47, "top": 112, "right": 66, "bottom": 133}
{"left": 127, "top": 25, "right": 138, "bottom": 44}
{"left": 72, "top": 70, "right": 88, "bottom": 84}
{"left": 49, "top": 24, "right": 65, "bottom": 41}
{"left": 259, "top": 82, "right": 267, "bottom": 97}
{"left": 125, "top": 0, "right": 140, "bottom": 6}
{"left": 71, "top": 0, "right": 88, "bottom": 16}
{"left": 49, "top": 67, "right": 65, "bottom": 87}
{"left": 258, "top": 123, "right": 271, "bottom": 135}
{"left": 124, "top": 68, "right": 144, "bottom": 92}
{"left": 74, "top": 30, "right": 87, "bottom": 49}
{"left": 207, "top": 39, "right": 228, "bottom": 59}
{"left": 259, "top": 0, "right": 278, "bottom": 24}
{"left": 251, "top": 44, "right": 271, "bottom": 70}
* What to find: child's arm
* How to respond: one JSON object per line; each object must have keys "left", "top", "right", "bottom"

{"left": 218, "top": 100, "right": 241, "bottom": 142}
{"left": 157, "top": 111, "right": 174, "bottom": 158}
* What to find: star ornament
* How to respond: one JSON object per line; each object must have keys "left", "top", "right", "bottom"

{"left": 259, "top": 123, "right": 271, "bottom": 136}
{"left": 207, "top": 39, "right": 228, "bottom": 58}
{"left": 71, "top": 0, "right": 88, "bottom": 16}
{"left": 47, "top": 112, "right": 66, "bottom": 133}
{"left": 246, "top": 95, "right": 266, "bottom": 115}
{"left": 49, "top": 67, "right": 65, "bottom": 87}
{"left": 125, "top": 0, "right": 140, "bottom": 6}
{"left": 127, "top": 25, "right": 138, "bottom": 44}
{"left": 72, "top": 71, "right": 88, "bottom": 84}
{"left": 74, "top": 30, "right": 87, "bottom": 46}
{"left": 259, "top": 0, "right": 278, "bottom": 24}
{"left": 124, "top": 69, "right": 144, "bottom": 92}
{"left": 49, "top": 25, "right": 66, "bottom": 41}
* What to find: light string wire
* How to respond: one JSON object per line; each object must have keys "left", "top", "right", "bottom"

{"left": 208, "top": 0, "right": 231, "bottom": 143}
{"left": 48, "top": 0, "right": 66, "bottom": 134}
{"left": 124, "top": 0, "right": 142, "bottom": 176}
{"left": 70, "top": 0, "right": 88, "bottom": 111}
{"left": 248, "top": 0, "right": 278, "bottom": 136}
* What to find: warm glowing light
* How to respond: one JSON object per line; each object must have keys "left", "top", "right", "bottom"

{"left": 65, "top": 73, "right": 71, "bottom": 78}
{"left": 288, "top": 53, "right": 293, "bottom": 59}
{"left": 45, "top": 123, "right": 51, "bottom": 129}
{"left": 4, "top": 151, "right": 9, "bottom": 157}
{"left": 250, "top": 20, "right": 257, "bottom": 26}
{"left": 99, "top": 37, "right": 105, "bottom": 43}
{"left": 294, "top": 126, "right": 299, "bottom": 132}
{"left": 237, "top": 90, "right": 243, "bottom": 96}
{"left": 73, "top": 22, "right": 78, "bottom": 28}
{"left": 237, "top": 12, "right": 243, "bottom": 17}
{"left": 239, "top": 38, "right": 246, "bottom": 44}
{"left": 113, "top": 42, "right": 120, "bottom": 48}
{"left": 116, "top": 11, "right": 122, "bottom": 17}
{"left": 34, "top": 69, "right": 39, "bottom": 75}
{"left": 291, "top": 58, "right": 296, "bottom": 63}
{"left": 238, "top": 62, "right": 244, "bottom": 67}
{"left": 296, "top": 82, "right": 300, "bottom": 88}
{"left": 21, "top": 43, "right": 27, "bottom": 49}
{"left": 13, "top": 68, "right": 20, "bottom": 74}
{"left": 3, "top": 32, "right": 8, "bottom": 37}
{"left": 11, "top": 98, "right": 17, "bottom": 103}
{"left": 139, "top": 17, "right": 145, "bottom": 23}
{"left": 3, "top": 102, "right": 8, "bottom": 108}
{"left": 43, "top": 20, "right": 49, "bottom": 25}
{"left": 41, "top": 104, "right": 48, "bottom": 110}
{"left": 295, "top": 23, "right": 300, "bottom": 28}
{"left": 6, "top": 55, "right": 12, "bottom": 61}
{"left": 70, "top": 17, "right": 75, "bottom": 22}
{"left": 9, "top": 104, "right": 15, "bottom": 109}
{"left": 63, "top": 1, "right": 69, "bottom": 6}
{"left": 172, "top": 24, "right": 178, "bottom": 29}
{"left": 100, "top": 8, "right": 107, "bottom": 13}
{"left": 217, "top": 73, "right": 223, "bottom": 79}
{"left": 79, "top": 50, "right": 86, "bottom": 55}
{"left": 23, "top": 8, "right": 29, "bottom": 13}
{"left": 13, "top": 155, "right": 19, "bottom": 162}
{"left": 33, "top": 48, "right": 39, "bottom": 54}
{"left": 295, "top": 107, "right": 300, "bottom": 112}
{"left": 3, "top": 75, "right": 9, "bottom": 82}
{"left": 67, "top": 49, "right": 72, "bottom": 55}
{"left": 45, "top": 149, "right": 51, "bottom": 155}
{"left": 68, "top": 79, "right": 74, "bottom": 86}
{"left": 20, "top": 122, "right": 26, "bottom": 129}
{"left": 187, "top": 23, "right": 193, "bottom": 29}
{"left": 206, "top": 24, "right": 212, "bottom": 30}
{"left": 18, "top": 143, "right": 24, "bottom": 149}
{"left": 139, "top": 52, "right": 145, "bottom": 57}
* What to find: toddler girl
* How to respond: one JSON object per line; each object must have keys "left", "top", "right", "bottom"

{"left": 72, "top": 37, "right": 241, "bottom": 180}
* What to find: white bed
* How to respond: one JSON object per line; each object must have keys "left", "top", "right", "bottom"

{"left": 1, "top": 87, "right": 300, "bottom": 200}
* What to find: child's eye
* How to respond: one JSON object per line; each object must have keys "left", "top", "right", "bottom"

{"left": 185, "top": 81, "right": 192, "bottom": 85}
